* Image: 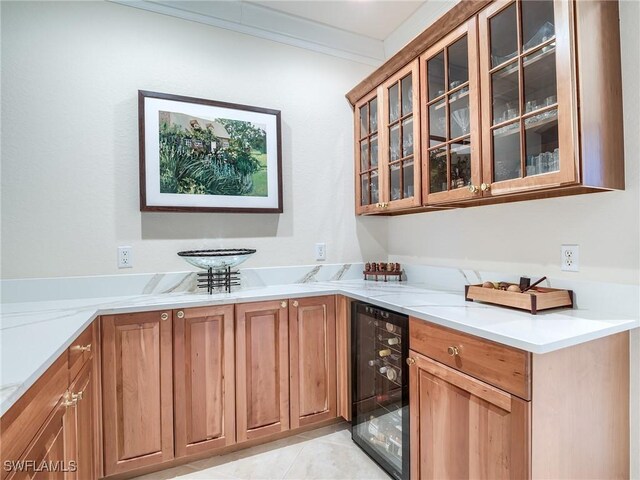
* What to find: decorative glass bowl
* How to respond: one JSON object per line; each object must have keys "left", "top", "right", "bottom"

{"left": 177, "top": 249, "right": 256, "bottom": 270}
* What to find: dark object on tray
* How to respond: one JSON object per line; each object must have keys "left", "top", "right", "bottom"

{"left": 465, "top": 284, "right": 573, "bottom": 315}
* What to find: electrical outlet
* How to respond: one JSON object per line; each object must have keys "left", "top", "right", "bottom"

{"left": 315, "top": 243, "right": 326, "bottom": 261}
{"left": 118, "top": 246, "right": 133, "bottom": 269}
{"left": 561, "top": 244, "right": 579, "bottom": 272}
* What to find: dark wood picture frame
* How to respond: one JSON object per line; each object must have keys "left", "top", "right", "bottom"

{"left": 139, "top": 90, "right": 283, "bottom": 213}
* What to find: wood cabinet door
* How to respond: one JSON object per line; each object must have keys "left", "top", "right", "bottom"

{"left": 101, "top": 311, "right": 174, "bottom": 476}
{"left": 65, "top": 360, "right": 98, "bottom": 480}
{"left": 420, "top": 18, "right": 482, "bottom": 205}
{"left": 174, "top": 305, "right": 235, "bottom": 458}
{"left": 478, "top": 0, "right": 577, "bottom": 197}
{"left": 381, "top": 59, "right": 422, "bottom": 210}
{"left": 409, "top": 350, "right": 529, "bottom": 480}
{"left": 235, "top": 300, "right": 289, "bottom": 442}
{"left": 355, "top": 87, "right": 385, "bottom": 215}
{"left": 289, "top": 296, "right": 337, "bottom": 429}
{"left": 7, "top": 397, "right": 69, "bottom": 480}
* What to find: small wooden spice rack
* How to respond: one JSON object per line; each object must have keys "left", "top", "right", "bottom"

{"left": 364, "top": 262, "right": 403, "bottom": 282}
{"left": 465, "top": 284, "right": 573, "bottom": 315}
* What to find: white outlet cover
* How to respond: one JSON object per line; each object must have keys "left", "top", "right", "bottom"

{"left": 561, "top": 244, "right": 579, "bottom": 272}
{"left": 118, "top": 246, "right": 133, "bottom": 269}
{"left": 315, "top": 243, "right": 326, "bottom": 261}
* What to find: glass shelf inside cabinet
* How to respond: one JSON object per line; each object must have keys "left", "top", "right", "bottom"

{"left": 386, "top": 72, "right": 415, "bottom": 203}
{"left": 489, "top": 0, "right": 559, "bottom": 183}
{"left": 359, "top": 96, "right": 379, "bottom": 206}
{"left": 426, "top": 32, "right": 472, "bottom": 195}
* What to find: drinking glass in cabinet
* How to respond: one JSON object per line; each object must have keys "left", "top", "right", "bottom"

{"left": 360, "top": 141, "right": 369, "bottom": 171}
{"left": 490, "top": 3, "right": 518, "bottom": 67}
{"left": 429, "top": 147, "right": 447, "bottom": 193}
{"left": 360, "top": 104, "right": 368, "bottom": 137}
{"left": 390, "top": 124, "right": 400, "bottom": 162}
{"left": 402, "top": 118, "right": 413, "bottom": 157}
{"left": 360, "top": 175, "right": 369, "bottom": 205}
{"left": 427, "top": 51, "right": 445, "bottom": 101}
{"left": 403, "top": 160, "right": 414, "bottom": 198}
{"left": 525, "top": 109, "right": 559, "bottom": 176}
{"left": 370, "top": 98, "right": 378, "bottom": 132}
{"left": 370, "top": 135, "right": 378, "bottom": 168}
{"left": 401, "top": 76, "right": 413, "bottom": 116}
{"left": 450, "top": 140, "right": 471, "bottom": 189}
{"left": 522, "top": 0, "right": 555, "bottom": 52}
{"left": 389, "top": 83, "right": 400, "bottom": 123}
{"left": 523, "top": 45, "right": 557, "bottom": 114}
{"left": 429, "top": 100, "right": 446, "bottom": 144}
{"left": 371, "top": 171, "right": 379, "bottom": 203}
{"left": 493, "top": 122, "right": 521, "bottom": 182}
{"left": 492, "top": 62, "right": 519, "bottom": 125}
{"left": 448, "top": 36, "right": 469, "bottom": 90}
{"left": 390, "top": 163, "right": 401, "bottom": 201}
{"left": 449, "top": 93, "right": 470, "bottom": 139}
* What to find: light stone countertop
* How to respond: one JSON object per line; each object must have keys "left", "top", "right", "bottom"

{"left": 1, "top": 279, "right": 638, "bottom": 416}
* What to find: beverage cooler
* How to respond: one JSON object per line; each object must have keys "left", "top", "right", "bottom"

{"left": 351, "top": 302, "right": 409, "bottom": 480}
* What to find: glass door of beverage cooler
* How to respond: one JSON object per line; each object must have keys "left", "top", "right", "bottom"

{"left": 351, "top": 303, "right": 409, "bottom": 480}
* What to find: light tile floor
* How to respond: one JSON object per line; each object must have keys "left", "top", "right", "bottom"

{"left": 133, "top": 422, "right": 390, "bottom": 480}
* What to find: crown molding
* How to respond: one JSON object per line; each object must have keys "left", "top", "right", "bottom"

{"left": 110, "top": 0, "right": 386, "bottom": 66}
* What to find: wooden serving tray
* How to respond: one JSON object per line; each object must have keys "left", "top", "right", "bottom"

{"left": 464, "top": 284, "right": 573, "bottom": 314}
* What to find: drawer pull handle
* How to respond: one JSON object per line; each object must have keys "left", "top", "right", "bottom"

{"left": 62, "top": 391, "right": 78, "bottom": 408}
{"left": 406, "top": 357, "right": 416, "bottom": 366}
{"left": 292, "top": 301, "right": 299, "bottom": 307}
{"left": 161, "top": 312, "right": 169, "bottom": 321}
{"left": 176, "top": 311, "right": 185, "bottom": 319}
{"left": 281, "top": 301, "right": 287, "bottom": 308}
{"left": 73, "top": 344, "right": 92, "bottom": 353}
{"left": 447, "top": 346, "right": 460, "bottom": 357}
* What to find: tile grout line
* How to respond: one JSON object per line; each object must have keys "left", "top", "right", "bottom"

{"left": 279, "top": 442, "right": 308, "bottom": 480}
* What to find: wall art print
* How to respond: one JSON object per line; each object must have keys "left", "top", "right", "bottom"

{"left": 139, "top": 90, "right": 282, "bottom": 213}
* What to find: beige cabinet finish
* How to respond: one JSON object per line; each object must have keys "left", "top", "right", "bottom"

{"left": 289, "top": 296, "right": 337, "bottom": 429}
{"left": 174, "top": 305, "right": 236, "bottom": 458}
{"left": 235, "top": 300, "right": 290, "bottom": 442}
{"left": 101, "top": 311, "right": 174, "bottom": 476}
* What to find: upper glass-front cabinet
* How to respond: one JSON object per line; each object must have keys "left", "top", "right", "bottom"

{"left": 355, "top": 89, "right": 382, "bottom": 214}
{"left": 420, "top": 19, "right": 481, "bottom": 204}
{"left": 479, "top": 0, "right": 577, "bottom": 196}
{"left": 382, "top": 60, "right": 421, "bottom": 211}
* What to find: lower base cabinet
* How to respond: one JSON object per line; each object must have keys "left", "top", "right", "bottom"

{"left": 235, "top": 300, "right": 291, "bottom": 442}
{"left": 408, "top": 318, "right": 629, "bottom": 480}
{"left": 101, "top": 311, "right": 174, "bottom": 476}
{"left": 173, "top": 305, "right": 236, "bottom": 457}
{"left": 409, "top": 351, "right": 529, "bottom": 479}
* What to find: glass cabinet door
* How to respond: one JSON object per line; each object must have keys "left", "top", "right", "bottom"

{"left": 382, "top": 60, "right": 421, "bottom": 210}
{"left": 479, "top": 0, "right": 577, "bottom": 196}
{"left": 355, "top": 89, "right": 382, "bottom": 214}
{"left": 420, "top": 19, "right": 481, "bottom": 204}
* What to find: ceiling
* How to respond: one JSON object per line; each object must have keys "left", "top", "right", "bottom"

{"left": 113, "top": 0, "right": 430, "bottom": 65}
{"left": 247, "top": 1, "right": 426, "bottom": 40}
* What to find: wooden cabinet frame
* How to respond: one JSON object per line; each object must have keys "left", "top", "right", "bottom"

{"left": 355, "top": 88, "right": 384, "bottom": 215}
{"left": 420, "top": 18, "right": 482, "bottom": 204}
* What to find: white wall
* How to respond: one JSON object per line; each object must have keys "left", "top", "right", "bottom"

{"left": 0, "top": 1, "right": 386, "bottom": 279}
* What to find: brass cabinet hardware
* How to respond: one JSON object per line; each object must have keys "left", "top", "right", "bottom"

{"left": 62, "top": 391, "right": 78, "bottom": 408}
{"left": 281, "top": 301, "right": 287, "bottom": 308}
{"left": 161, "top": 312, "right": 169, "bottom": 321}
{"left": 468, "top": 184, "right": 479, "bottom": 193}
{"left": 73, "top": 344, "right": 92, "bottom": 353}
{"left": 480, "top": 183, "right": 491, "bottom": 192}
{"left": 176, "top": 311, "right": 185, "bottom": 319}
{"left": 292, "top": 301, "right": 299, "bottom": 308}
{"left": 447, "top": 346, "right": 460, "bottom": 357}
{"left": 406, "top": 357, "right": 416, "bottom": 366}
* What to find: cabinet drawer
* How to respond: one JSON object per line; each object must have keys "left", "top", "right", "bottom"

{"left": 409, "top": 318, "right": 531, "bottom": 399}
{"left": 68, "top": 324, "right": 94, "bottom": 382}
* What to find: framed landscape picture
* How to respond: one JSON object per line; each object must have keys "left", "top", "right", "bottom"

{"left": 139, "top": 90, "right": 282, "bottom": 213}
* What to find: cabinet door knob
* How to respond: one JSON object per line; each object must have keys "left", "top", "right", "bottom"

{"left": 160, "top": 312, "right": 169, "bottom": 321}
{"left": 72, "top": 344, "right": 91, "bottom": 353}
{"left": 447, "top": 346, "right": 460, "bottom": 356}
{"left": 176, "top": 311, "right": 185, "bottom": 319}
{"left": 281, "top": 301, "right": 287, "bottom": 308}
{"left": 406, "top": 357, "right": 416, "bottom": 366}
{"left": 468, "top": 184, "right": 479, "bottom": 193}
{"left": 480, "top": 183, "right": 491, "bottom": 192}
{"left": 292, "top": 301, "right": 299, "bottom": 307}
